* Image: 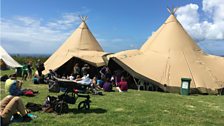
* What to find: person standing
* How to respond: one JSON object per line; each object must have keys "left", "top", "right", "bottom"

{"left": 22, "top": 63, "right": 28, "bottom": 81}
{"left": 27, "top": 61, "right": 33, "bottom": 80}
{"left": 36, "top": 59, "right": 45, "bottom": 77}
{"left": 81, "top": 64, "right": 90, "bottom": 76}
{"left": 73, "top": 63, "right": 80, "bottom": 78}
{"left": 114, "top": 69, "right": 123, "bottom": 86}
{"left": 99, "top": 66, "right": 107, "bottom": 80}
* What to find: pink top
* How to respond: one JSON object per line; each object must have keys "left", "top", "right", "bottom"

{"left": 118, "top": 81, "right": 128, "bottom": 91}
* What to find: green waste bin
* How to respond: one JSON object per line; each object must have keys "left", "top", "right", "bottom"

{"left": 180, "top": 78, "right": 191, "bottom": 95}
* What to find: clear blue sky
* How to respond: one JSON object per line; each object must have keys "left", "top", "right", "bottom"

{"left": 1, "top": 0, "right": 224, "bottom": 56}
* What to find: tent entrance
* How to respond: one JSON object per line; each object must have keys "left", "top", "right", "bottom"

{"left": 108, "top": 59, "right": 136, "bottom": 89}
{"left": 108, "top": 58, "right": 163, "bottom": 91}
{"left": 55, "top": 57, "right": 100, "bottom": 78}
{"left": 0, "top": 59, "right": 8, "bottom": 70}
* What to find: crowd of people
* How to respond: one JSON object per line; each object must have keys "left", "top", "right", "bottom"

{"left": 8, "top": 60, "right": 129, "bottom": 94}
{"left": 74, "top": 63, "right": 128, "bottom": 93}
{"left": 45, "top": 63, "right": 129, "bottom": 93}
{"left": 1, "top": 61, "right": 129, "bottom": 125}
{"left": 15, "top": 59, "right": 129, "bottom": 93}
{"left": 21, "top": 59, "right": 45, "bottom": 81}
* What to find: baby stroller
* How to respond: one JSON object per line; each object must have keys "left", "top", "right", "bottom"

{"left": 52, "top": 77, "right": 91, "bottom": 114}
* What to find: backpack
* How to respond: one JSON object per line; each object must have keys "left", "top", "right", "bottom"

{"left": 42, "top": 96, "right": 57, "bottom": 113}
{"left": 25, "top": 102, "right": 42, "bottom": 112}
{"left": 24, "top": 90, "right": 34, "bottom": 96}
{"left": 22, "top": 89, "right": 38, "bottom": 97}
{"left": 43, "top": 96, "right": 58, "bottom": 107}
{"left": 0, "top": 74, "right": 9, "bottom": 82}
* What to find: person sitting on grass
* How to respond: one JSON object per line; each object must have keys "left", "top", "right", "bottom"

{"left": 47, "top": 69, "right": 57, "bottom": 80}
{"left": 44, "top": 69, "right": 57, "bottom": 84}
{"left": 38, "top": 75, "right": 46, "bottom": 84}
{"left": 90, "top": 77, "right": 103, "bottom": 95}
{"left": 103, "top": 78, "right": 113, "bottom": 92}
{"left": 116, "top": 76, "right": 128, "bottom": 92}
{"left": 0, "top": 95, "right": 32, "bottom": 126}
{"left": 76, "top": 74, "right": 92, "bottom": 85}
{"left": 32, "top": 75, "right": 39, "bottom": 84}
{"left": 5, "top": 74, "right": 23, "bottom": 96}
{"left": 96, "top": 76, "right": 104, "bottom": 88}
{"left": 92, "top": 77, "right": 103, "bottom": 91}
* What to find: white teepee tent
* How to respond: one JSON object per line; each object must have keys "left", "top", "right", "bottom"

{"left": 0, "top": 46, "right": 22, "bottom": 69}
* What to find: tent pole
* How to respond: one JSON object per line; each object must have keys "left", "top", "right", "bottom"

{"left": 133, "top": 76, "right": 138, "bottom": 87}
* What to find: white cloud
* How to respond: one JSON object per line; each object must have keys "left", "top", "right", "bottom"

{"left": 47, "top": 13, "right": 80, "bottom": 30}
{"left": 0, "top": 12, "right": 86, "bottom": 54}
{"left": 176, "top": 0, "right": 224, "bottom": 41}
{"left": 15, "top": 16, "right": 41, "bottom": 26}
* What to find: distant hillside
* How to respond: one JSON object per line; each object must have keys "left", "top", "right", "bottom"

{"left": 11, "top": 53, "right": 50, "bottom": 57}
{"left": 11, "top": 55, "right": 49, "bottom": 65}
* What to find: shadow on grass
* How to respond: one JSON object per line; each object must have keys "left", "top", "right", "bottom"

{"left": 68, "top": 108, "right": 107, "bottom": 114}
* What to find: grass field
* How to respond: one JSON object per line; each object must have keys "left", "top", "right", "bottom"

{"left": 1, "top": 70, "right": 224, "bottom": 126}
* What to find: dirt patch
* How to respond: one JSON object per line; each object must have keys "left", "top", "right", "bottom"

{"left": 186, "top": 105, "right": 195, "bottom": 110}
{"left": 115, "top": 108, "right": 124, "bottom": 112}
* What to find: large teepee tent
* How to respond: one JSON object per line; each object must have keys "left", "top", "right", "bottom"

{"left": 43, "top": 16, "right": 107, "bottom": 75}
{"left": 0, "top": 46, "right": 22, "bottom": 70}
{"left": 107, "top": 9, "right": 224, "bottom": 94}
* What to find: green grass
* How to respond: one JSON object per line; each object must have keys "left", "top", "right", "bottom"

{"left": 0, "top": 69, "right": 16, "bottom": 76}
{"left": 1, "top": 70, "right": 224, "bottom": 126}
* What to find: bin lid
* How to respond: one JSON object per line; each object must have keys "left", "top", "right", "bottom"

{"left": 181, "top": 78, "right": 192, "bottom": 81}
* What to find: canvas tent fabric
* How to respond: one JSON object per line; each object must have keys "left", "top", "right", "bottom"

{"left": 107, "top": 14, "right": 224, "bottom": 94}
{"left": 0, "top": 46, "right": 22, "bottom": 69}
{"left": 43, "top": 19, "right": 107, "bottom": 74}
